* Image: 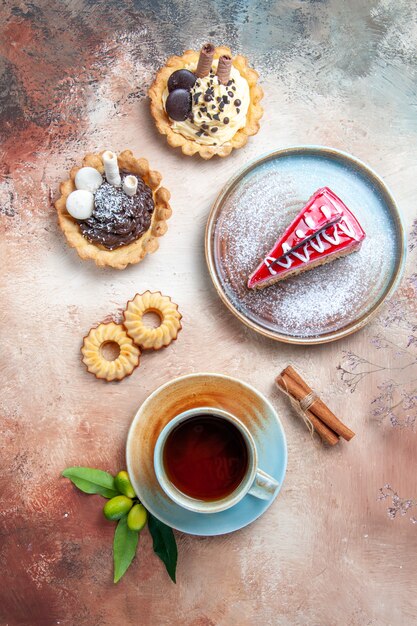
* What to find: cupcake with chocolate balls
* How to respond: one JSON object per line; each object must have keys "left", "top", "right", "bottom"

{"left": 149, "top": 44, "right": 263, "bottom": 159}
{"left": 55, "top": 150, "right": 171, "bottom": 269}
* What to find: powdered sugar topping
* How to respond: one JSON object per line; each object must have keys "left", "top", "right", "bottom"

{"left": 214, "top": 157, "right": 398, "bottom": 338}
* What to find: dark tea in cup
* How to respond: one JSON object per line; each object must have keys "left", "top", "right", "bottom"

{"left": 153, "top": 406, "right": 279, "bottom": 514}
{"left": 163, "top": 414, "right": 249, "bottom": 501}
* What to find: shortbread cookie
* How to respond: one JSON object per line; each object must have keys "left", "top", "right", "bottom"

{"left": 123, "top": 291, "right": 182, "bottom": 350}
{"left": 81, "top": 322, "right": 140, "bottom": 381}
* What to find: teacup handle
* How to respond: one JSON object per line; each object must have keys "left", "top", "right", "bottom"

{"left": 248, "top": 469, "right": 279, "bottom": 500}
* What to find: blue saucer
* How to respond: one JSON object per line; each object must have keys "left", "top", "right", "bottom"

{"left": 126, "top": 373, "right": 287, "bottom": 536}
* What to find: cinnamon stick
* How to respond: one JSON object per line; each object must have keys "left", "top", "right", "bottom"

{"left": 281, "top": 366, "right": 355, "bottom": 441}
{"left": 276, "top": 374, "right": 339, "bottom": 446}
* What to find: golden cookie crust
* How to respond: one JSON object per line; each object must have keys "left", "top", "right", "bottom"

{"left": 81, "top": 322, "right": 141, "bottom": 381}
{"left": 55, "top": 150, "right": 172, "bottom": 269}
{"left": 123, "top": 291, "right": 182, "bottom": 351}
{"left": 149, "top": 46, "right": 264, "bottom": 160}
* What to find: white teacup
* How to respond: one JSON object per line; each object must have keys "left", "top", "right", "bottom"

{"left": 154, "top": 407, "right": 279, "bottom": 514}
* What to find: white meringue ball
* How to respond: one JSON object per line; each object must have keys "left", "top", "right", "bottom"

{"left": 75, "top": 167, "right": 103, "bottom": 193}
{"left": 66, "top": 189, "right": 94, "bottom": 220}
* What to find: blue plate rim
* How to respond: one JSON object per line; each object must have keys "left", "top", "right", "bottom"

{"left": 205, "top": 144, "right": 407, "bottom": 345}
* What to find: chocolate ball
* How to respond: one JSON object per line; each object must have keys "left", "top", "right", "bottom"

{"left": 166, "top": 89, "right": 191, "bottom": 121}
{"left": 167, "top": 69, "right": 196, "bottom": 93}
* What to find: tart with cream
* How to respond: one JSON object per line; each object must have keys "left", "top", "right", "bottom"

{"left": 248, "top": 187, "right": 366, "bottom": 289}
{"left": 55, "top": 150, "right": 171, "bottom": 269}
{"left": 149, "top": 43, "right": 263, "bottom": 159}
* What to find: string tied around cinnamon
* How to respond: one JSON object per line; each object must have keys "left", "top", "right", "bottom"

{"left": 299, "top": 391, "right": 318, "bottom": 413}
{"left": 277, "top": 375, "right": 317, "bottom": 437}
{"left": 275, "top": 365, "right": 355, "bottom": 446}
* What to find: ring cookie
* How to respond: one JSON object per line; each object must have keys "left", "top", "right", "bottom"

{"left": 81, "top": 322, "right": 140, "bottom": 381}
{"left": 123, "top": 291, "right": 182, "bottom": 350}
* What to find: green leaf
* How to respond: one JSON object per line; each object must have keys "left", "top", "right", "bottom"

{"left": 148, "top": 513, "right": 177, "bottom": 583}
{"left": 62, "top": 467, "right": 118, "bottom": 498}
{"left": 113, "top": 516, "right": 139, "bottom": 583}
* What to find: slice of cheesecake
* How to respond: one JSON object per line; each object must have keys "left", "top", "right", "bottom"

{"left": 248, "top": 187, "right": 366, "bottom": 290}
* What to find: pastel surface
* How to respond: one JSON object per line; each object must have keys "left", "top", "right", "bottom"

{"left": 1, "top": 1, "right": 416, "bottom": 625}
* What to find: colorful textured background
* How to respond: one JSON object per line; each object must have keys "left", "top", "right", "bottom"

{"left": 1, "top": 1, "right": 417, "bottom": 624}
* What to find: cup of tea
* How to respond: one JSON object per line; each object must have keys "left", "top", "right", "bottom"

{"left": 153, "top": 407, "right": 279, "bottom": 514}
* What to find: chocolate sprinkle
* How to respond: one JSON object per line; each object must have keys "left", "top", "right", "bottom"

{"left": 184, "top": 66, "right": 245, "bottom": 141}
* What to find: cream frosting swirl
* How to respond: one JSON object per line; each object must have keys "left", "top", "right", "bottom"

{"left": 163, "top": 61, "right": 250, "bottom": 146}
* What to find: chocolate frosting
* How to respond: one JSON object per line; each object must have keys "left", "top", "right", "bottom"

{"left": 79, "top": 172, "right": 154, "bottom": 250}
